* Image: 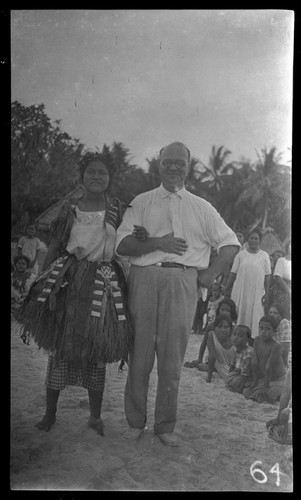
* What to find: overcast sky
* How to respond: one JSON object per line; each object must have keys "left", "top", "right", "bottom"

{"left": 11, "top": 9, "right": 294, "bottom": 169}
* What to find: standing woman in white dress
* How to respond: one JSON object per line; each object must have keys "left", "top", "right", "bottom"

{"left": 224, "top": 228, "right": 271, "bottom": 338}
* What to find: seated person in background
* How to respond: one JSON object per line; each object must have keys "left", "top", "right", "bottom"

{"left": 203, "top": 281, "right": 224, "bottom": 330}
{"left": 266, "top": 366, "right": 292, "bottom": 445}
{"left": 184, "top": 298, "right": 237, "bottom": 368}
{"left": 11, "top": 255, "right": 35, "bottom": 317}
{"left": 243, "top": 315, "right": 287, "bottom": 404}
{"left": 17, "top": 223, "right": 43, "bottom": 277}
{"left": 197, "top": 314, "right": 236, "bottom": 383}
{"left": 267, "top": 303, "right": 291, "bottom": 367}
{"left": 225, "top": 325, "right": 253, "bottom": 393}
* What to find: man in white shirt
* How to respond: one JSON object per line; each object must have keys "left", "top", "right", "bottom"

{"left": 116, "top": 142, "right": 240, "bottom": 446}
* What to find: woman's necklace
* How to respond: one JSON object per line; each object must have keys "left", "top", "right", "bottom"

{"left": 79, "top": 194, "right": 106, "bottom": 212}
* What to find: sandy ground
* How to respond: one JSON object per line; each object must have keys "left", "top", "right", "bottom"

{"left": 10, "top": 321, "right": 293, "bottom": 492}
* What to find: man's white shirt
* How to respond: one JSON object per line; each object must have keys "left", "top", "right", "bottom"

{"left": 115, "top": 184, "right": 240, "bottom": 269}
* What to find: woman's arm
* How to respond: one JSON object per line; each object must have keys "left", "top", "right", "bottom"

{"left": 40, "top": 201, "right": 74, "bottom": 271}
{"left": 41, "top": 239, "right": 61, "bottom": 271}
{"left": 275, "top": 276, "right": 291, "bottom": 294}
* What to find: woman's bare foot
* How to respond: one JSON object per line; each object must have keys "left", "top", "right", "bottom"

{"left": 196, "top": 362, "right": 208, "bottom": 372}
{"left": 35, "top": 414, "right": 56, "bottom": 431}
{"left": 184, "top": 360, "right": 200, "bottom": 368}
{"left": 88, "top": 416, "right": 105, "bottom": 436}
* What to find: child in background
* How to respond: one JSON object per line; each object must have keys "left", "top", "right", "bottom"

{"left": 197, "top": 314, "right": 236, "bottom": 383}
{"left": 184, "top": 298, "right": 237, "bottom": 369}
{"left": 17, "top": 224, "right": 42, "bottom": 276}
{"left": 243, "top": 315, "right": 287, "bottom": 404}
{"left": 203, "top": 282, "right": 224, "bottom": 330}
{"left": 11, "top": 255, "right": 35, "bottom": 317}
{"left": 268, "top": 303, "right": 291, "bottom": 367}
{"left": 225, "top": 325, "right": 253, "bottom": 393}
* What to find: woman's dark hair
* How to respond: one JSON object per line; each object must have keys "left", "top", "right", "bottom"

{"left": 13, "top": 255, "right": 30, "bottom": 268}
{"left": 216, "top": 298, "right": 238, "bottom": 322}
{"left": 213, "top": 313, "right": 232, "bottom": 330}
{"left": 268, "top": 302, "right": 285, "bottom": 319}
{"left": 247, "top": 227, "right": 262, "bottom": 241}
{"left": 78, "top": 150, "right": 117, "bottom": 188}
{"left": 235, "top": 324, "right": 252, "bottom": 339}
{"left": 259, "top": 314, "right": 277, "bottom": 331}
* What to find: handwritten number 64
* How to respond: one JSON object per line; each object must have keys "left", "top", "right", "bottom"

{"left": 250, "top": 461, "right": 282, "bottom": 486}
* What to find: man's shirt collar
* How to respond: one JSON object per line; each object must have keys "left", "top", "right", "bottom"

{"left": 158, "top": 184, "right": 186, "bottom": 199}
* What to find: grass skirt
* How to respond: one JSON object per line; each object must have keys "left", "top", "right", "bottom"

{"left": 18, "top": 255, "right": 134, "bottom": 373}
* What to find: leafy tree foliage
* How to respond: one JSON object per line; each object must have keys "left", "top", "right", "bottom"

{"left": 11, "top": 101, "right": 84, "bottom": 223}
{"left": 234, "top": 147, "right": 291, "bottom": 238}
{"left": 11, "top": 102, "right": 291, "bottom": 243}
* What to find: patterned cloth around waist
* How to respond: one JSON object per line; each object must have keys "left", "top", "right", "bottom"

{"left": 35, "top": 254, "right": 126, "bottom": 322}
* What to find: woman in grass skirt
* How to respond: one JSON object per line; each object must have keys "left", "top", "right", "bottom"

{"left": 19, "top": 151, "right": 134, "bottom": 436}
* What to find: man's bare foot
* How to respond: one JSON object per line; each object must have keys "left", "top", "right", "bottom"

{"left": 88, "top": 416, "right": 105, "bottom": 436}
{"left": 35, "top": 414, "right": 56, "bottom": 432}
{"left": 156, "top": 433, "right": 179, "bottom": 447}
{"left": 123, "top": 427, "right": 146, "bottom": 441}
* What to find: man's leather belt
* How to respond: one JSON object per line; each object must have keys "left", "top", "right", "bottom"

{"left": 155, "top": 262, "right": 195, "bottom": 269}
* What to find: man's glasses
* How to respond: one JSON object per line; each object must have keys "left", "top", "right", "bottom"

{"left": 160, "top": 160, "right": 187, "bottom": 169}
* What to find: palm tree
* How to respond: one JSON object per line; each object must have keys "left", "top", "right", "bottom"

{"left": 235, "top": 147, "right": 288, "bottom": 231}
{"left": 199, "top": 145, "right": 238, "bottom": 192}
{"left": 146, "top": 157, "right": 161, "bottom": 189}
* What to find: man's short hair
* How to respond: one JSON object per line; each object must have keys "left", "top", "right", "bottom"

{"left": 159, "top": 142, "right": 191, "bottom": 162}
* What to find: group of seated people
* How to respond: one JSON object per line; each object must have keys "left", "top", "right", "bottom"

{"left": 185, "top": 293, "right": 291, "bottom": 406}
